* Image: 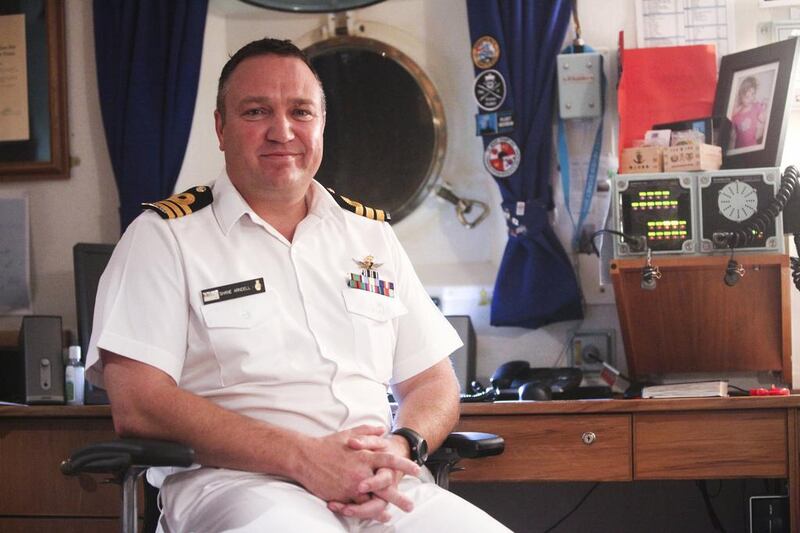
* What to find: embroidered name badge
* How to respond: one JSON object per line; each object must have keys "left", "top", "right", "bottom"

{"left": 201, "top": 278, "right": 264, "bottom": 304}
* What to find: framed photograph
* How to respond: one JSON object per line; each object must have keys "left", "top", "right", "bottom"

{"left": 714, "top": 37, "right": 800, "bottom": 169}
{"left": 0, "top": 0, "right": 69, "bottom": 181}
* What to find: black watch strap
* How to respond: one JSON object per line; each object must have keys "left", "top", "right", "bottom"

{"left": 391, "top": 427, "right": 428, "bottom": 466}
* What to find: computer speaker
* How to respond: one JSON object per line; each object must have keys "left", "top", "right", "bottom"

{"left": 16, "top": 315, "right": 65, "bottom": 404}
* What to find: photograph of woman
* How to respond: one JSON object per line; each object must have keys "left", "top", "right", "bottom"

{"left": 726, "top": 62, "right": 778, "bottom": 155}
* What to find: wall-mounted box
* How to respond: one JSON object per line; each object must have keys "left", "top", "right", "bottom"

{"left": 556, "top": 52, "right": 603, "bottom": 119}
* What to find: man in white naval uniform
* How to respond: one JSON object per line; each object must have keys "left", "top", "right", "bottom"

{"left": 85, "top": 38, "right": 510, "bottom": 532}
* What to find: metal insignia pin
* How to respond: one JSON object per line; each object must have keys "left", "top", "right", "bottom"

{"left": 354, "top": 255, "right": 382, "bottom": 272}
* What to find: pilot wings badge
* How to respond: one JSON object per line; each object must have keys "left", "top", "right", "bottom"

{"left": 354, "top": 255, "right": 382, "bottom": 273}
{"left": 348, "top": 255, "right": 394, "bottom": 297}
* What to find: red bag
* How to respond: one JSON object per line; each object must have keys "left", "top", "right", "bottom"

{"left": 618, "top": 36, "right": 717, "bottom": 159}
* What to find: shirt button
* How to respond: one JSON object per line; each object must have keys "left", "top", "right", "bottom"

{"left": 242, "top": 311, "right": 251, "bottom": 319}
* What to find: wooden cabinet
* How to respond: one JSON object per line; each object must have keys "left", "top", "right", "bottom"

{"left": 0, "top": 406, "right": 124, "bottom": 530}
{"left": 610, "top": 255, "right": 792, "bottom": 386}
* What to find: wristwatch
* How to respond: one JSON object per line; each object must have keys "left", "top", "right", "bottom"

{"left": 391, "top": 427, "right": 428, "bottom": 466}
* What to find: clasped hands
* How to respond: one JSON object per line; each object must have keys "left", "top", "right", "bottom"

{"left": 301, "top": 425, "right": 421, "bottom": 523}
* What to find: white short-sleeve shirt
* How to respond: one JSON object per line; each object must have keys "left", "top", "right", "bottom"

{"left": 85, "top": 173, "right": 462, "bottom": 438}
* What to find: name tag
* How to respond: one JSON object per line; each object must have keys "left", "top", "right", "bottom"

{"left": 201, "top": 278, "right": 265, "bottom": 304}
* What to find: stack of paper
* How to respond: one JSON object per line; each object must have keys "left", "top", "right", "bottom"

{"left": 642, "top": 381, "right": 728, "bottom": 399}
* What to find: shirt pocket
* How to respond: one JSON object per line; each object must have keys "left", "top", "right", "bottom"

{"left": 200, "top": 290, "right": 285, "bottom": 385}
{"left": 341, "top": 288, "right": 408, "bottom": 383}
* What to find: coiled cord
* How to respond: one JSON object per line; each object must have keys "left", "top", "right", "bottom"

{"left": 721, "top": 166, "right": 800, "bottom": 291}
{"left": 792, "top": 234, "right": 800, "bottom": 291}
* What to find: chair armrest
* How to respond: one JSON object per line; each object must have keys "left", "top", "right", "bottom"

{"left": 439, "top": 431, "right": 505, "bottom": 459}
{"left": 428, "top": 431, "right": 505, "bottom": 466}
{"left": 61, "top": 438, "right": 195, "bottom": 476}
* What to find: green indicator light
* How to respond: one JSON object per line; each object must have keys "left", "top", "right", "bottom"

{"left": 647, "top": 201, "right": 655, "bottom": 206}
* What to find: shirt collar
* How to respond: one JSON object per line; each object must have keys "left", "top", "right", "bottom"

{"left": 212, "top": 171, "right": 344, "bottom": 235}
{"left": 307, "top": 179, "right": 346, "bottom": 223}
{"left": 212, "top": 170, "right": 250, "bottom": 235}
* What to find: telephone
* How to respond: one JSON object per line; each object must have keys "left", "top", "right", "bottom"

{"left": 460, "top": 361, "right": 583, "bottom": 402}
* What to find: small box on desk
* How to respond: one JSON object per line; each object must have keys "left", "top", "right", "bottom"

{"left": 663, "top": 143, "right": 721, "bottom": 172}
{"left": 620, "top": 146, "right": 663, "bottom": 174}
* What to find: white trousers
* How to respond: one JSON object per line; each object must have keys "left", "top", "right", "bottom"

{"left": 156, "top": 467, "right": 511, "bottom": 533}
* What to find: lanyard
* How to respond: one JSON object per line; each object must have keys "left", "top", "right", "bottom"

{"left": 557, "top": 45, "right": 605, "bottom": 248}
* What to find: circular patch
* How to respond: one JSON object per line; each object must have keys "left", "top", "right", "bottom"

{"left": 483, "top": 137, "right": 521, "bottom": 178}
{"left": 473, "top": 69, "right": 507, "bottom": 112}
{"left": 472, "top": 35, "right": 500, "bottom": 69}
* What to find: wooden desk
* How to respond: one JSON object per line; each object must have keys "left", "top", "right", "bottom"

{"left": 1, "top": 398, "right": 798, "bottom": 531}
{"left": 0, "top": 405, "right": 121, "bottom": 533}
{"left": 455, "top": 396, "right": 800, "bottom": 532}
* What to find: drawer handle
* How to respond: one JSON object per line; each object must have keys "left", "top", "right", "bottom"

{"left": 581, "top": 432, "right": 596, "bottom": 445}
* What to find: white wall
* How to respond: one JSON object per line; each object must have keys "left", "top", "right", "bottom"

{"left": 2, "top": 0, "right": 797, "bottom": 385}
{"left": 0, "top": 1, "right": 118, "bottom": 337}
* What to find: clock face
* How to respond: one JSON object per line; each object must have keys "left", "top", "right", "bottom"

{"left": 717, "top": 180, "right": 758, "bottom": 222}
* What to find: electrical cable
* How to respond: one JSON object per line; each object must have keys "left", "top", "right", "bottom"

{"left": 589, "top": 228, "right": 645, "bottom": 257}
{"left": 541, "top": 482, "right": 600, "bottom": 533}
{"left": 697, "top": 480, "right": 727, "bottom": 532}
{"left": 727, "top": 384, "right": 749, "bottom": 397}
{"left": 716, "top": 166, "right": 800, "bottom": 291}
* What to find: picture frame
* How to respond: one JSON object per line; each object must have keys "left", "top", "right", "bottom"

{"left": 0, "top": 0, "right": 69, "bottom": 181}
{"left": 713, "top": 37, "right": 800, "bottom": 170}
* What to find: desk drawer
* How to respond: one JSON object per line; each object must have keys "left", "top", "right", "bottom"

{"left": 0, "top": 417, "right": 121, "bottom": 516}
{"left": 453, "top": 414, "right": 632, "bottom": 482}
{"left": 634, "top": 409, "right": 788, "bottom": 479}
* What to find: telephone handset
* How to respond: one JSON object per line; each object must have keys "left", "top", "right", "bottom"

{"left": 460, "top": 360, "right": 583, "bottom": 402}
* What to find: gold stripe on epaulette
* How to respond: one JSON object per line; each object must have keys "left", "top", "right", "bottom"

{"left": 142, "top": 186, "right": 213, "bottom": 220}
{"left": 326, "top": 187, "right": 390, "bottom": 221}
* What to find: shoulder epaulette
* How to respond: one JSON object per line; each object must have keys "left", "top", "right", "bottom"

{"left": 142, "top": 185, "right": 213, "bottom": 220}
{"left": 326, "top": 187, "right": 391, "bottom": 222}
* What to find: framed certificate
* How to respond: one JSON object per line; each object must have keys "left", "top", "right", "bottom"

{"left": 0, "top": 0, "right": 68, "bottom": 181}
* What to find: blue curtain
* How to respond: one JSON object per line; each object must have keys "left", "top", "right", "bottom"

{"left": 467, "top": 0, "right": 583, "bottom": 328}
{"left": 94, "top": 0, "right": 208, "bottom": 231}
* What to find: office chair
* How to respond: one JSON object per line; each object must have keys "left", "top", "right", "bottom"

{"left": 61, "top": 431, "right": 504, "bottom": 533}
